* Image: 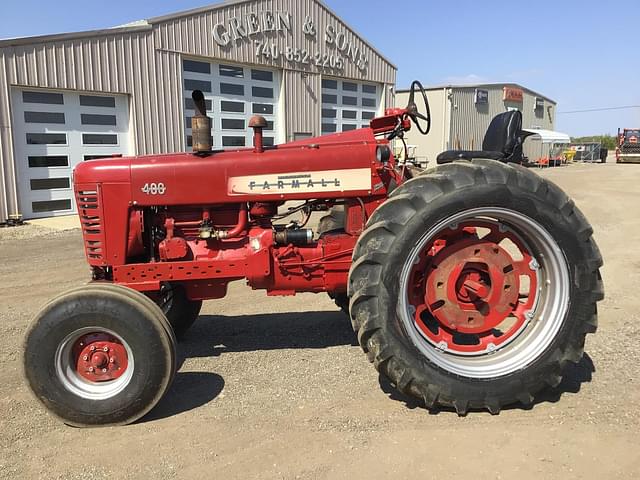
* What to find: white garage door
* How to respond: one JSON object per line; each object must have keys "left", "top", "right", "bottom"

{"left": 321, "top": 78, "right": 382, "bottom": 135}
{"left": 11, "top": 88, "right": 130, "bottom": 218}
{"left": 182, "top": 58, "right": 281, "bottom": 150}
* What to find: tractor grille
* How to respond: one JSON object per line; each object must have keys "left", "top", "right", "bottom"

{"left": 622, "top": 144, "right": 640, "bottom": 154}
{"left": 75, "top": 185, "right": 106, "bottom": 265}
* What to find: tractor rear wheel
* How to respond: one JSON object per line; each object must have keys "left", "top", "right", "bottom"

{"left": 149, "top": 284, "right": 203, "bottom": 339}
{"left": 24, "top": 284, "right": 176, "bottom": 427}
{"left": 349, "top": 159, "right": 603, "bottom": 414}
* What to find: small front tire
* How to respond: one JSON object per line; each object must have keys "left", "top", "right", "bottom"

{"left": 24, "top": 284, "right": 177, "bottom": 427}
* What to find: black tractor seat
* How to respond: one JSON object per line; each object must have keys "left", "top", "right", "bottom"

{"left": 437, "top": 110, "right": 533, "bottom": 165}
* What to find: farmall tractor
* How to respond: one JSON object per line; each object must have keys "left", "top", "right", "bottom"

{"left": 24, "top": 82, "right": 603, "bottom": 426}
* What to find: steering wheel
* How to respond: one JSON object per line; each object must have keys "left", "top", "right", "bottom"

{"left": 406, "top": 80, "right": 431, "bottom": 135}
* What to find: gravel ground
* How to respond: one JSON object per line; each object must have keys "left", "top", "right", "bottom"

{"left": 1, "top": 162, "right": 639, "bottom": 479}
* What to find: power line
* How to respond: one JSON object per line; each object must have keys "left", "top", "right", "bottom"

{"left": 558, "top": 105, "right": 640, "bottom": 114}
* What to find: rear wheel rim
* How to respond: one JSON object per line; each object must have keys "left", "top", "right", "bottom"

{"left": 398, "top": 207, "right": 570, "bottom": 379}
{"left": 55, "top": 327, "right": 134, "bottom": 400}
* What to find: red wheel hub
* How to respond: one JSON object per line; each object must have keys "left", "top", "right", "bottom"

{"left": 72, "top": 333, "right": 129, "bottom": 382}
{"left": 409, "top": 222, "right": 538, "bottom": 354}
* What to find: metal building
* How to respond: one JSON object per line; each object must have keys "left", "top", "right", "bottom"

{"left": 396, "top": 83, "right": 557, "bottom": 166}
{"left": 0, "top": 0, "right": 396, "bottom": 221}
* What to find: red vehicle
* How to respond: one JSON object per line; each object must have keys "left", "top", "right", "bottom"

{"left": 616, "top": 128, "right": 640, "bottom": 163}
{"left": 24, "top": 82, "right": 603, "bottom": 426}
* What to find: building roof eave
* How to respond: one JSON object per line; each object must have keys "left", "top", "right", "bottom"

{"left": 396, "top": 82, "right": 556, "bottom": 105}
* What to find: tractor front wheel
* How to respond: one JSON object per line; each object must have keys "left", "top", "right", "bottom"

{"left": 24, "top": 284, "right": 176, "bottom": 427}
{"left": 349, "top": 159, "right": 603, "bottom": 414}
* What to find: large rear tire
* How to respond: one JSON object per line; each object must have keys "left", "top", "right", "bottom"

{"left": 349, "top": 159, "right": 603, "bottom": 414}
{"left": 24, "top": 284, "right": 177, "bottom": 427}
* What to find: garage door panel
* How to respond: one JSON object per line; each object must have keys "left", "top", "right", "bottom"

{"left": 321, "top": 78, "right": 381, "bottom": 135}
{"left": 183, "top": 58, "right": 281, "bottom": 151}
{"left": 12, "top": 88, "right": 130, "bottom": 219}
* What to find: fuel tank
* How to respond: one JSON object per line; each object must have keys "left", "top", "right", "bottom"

{"left": 73, "top": 129, "right": 382, "bottom": 205}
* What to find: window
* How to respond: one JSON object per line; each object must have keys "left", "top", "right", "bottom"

{"left": 322, "top": 79, "right": 338, "bottom": 89}
{"left": 322, "top": 123, "right": 337, "bottom": 134}
{"left": 24, "top": 111, "right": 65, "bottom": 124}
{"left": 322, "top": 109, "right": 337, "bottom": 119}
{"left": 252, "top": 86, "right": 273, "bottom": 98}
{"left": 362, "top": 84, "right": 377, "bottom": 94}
{"left": 81, "top": 114, "right": 117, "bottom": 126}
{"left": 343, "top": 96, "right": 357, "bottom": 106}
{"left": 253, "top": 103, "right": 274, "bottom": 114}
{"left": 222, "top": 136, "right": 246, "bottom": 147}
{"left": 23, "top": 91, "right": 63, "bottom": 105}
{"left": 342, "top": 110, "right": 357, "bottom": 119}
{"left": 362, "top": 111, "right": 376, "bottom": 120}
{"left": 251, "top": 69, "right": 273, "bottom": 82}
{"left": 183, "top": 59, "right": 211, "bottom": 74}
{"left": 30, "top": 177, "right": 70, "bottom": 190}
{"left": 31, "top": 199, "right": 72, "bottom": 213}
{"left": 222, "top": 118, "right": 245, "bottom": 130}
{"left": 343, "top": 82, "right": 358, "bottom": 92}
{"left": 263, "top": 137, "right": 275, "bottom": 147}
{"left": 322, "top": 94, "right": 337, "bottom": 104}
{"left": 221, "top": 101, "right": 245, "bottom": 113}
{"left": 185, "top": 79, "right": 212, "bottom": 93}
{"left": 26, "top": 133, "right": 66, "bottom": 145}
{"left": 220, "top": 83, "right": 244, "bottom": 95}
{"left": 342, "top": 124, "right": 357, "bottom": 131}
{"left": 79, "top": 95, "right": 116, "bottom": 108}
{"left": 82, "top": 134, "right": 118, "bottom": 145}
{"left": 219, "top": 65, "right": 244, "bottom": 78}
{"left": 362, "top": 98, "right": 376, "bottom": 108}
{"left": 84, "top": 155, "right": 109, "bottom": 161}
{"left": 28, "top": 155, "right": 68, "bottom": 168}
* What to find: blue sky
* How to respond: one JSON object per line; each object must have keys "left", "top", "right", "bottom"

{"left": 1, "top": 0, "right": 638, "bottom": 136}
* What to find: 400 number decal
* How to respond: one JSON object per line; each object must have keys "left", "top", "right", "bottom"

{"left": 141, "top": 183, "right": 166, "bottom": 195}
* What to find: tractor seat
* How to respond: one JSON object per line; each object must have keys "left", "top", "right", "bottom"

{"left": 437, "top": 110, "right": 529, "bottom": 164}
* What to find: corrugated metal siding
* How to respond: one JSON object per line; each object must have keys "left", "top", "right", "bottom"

{"left": 283, "top": 70, "right": 320, "bottom": 139}
{"left": 449, "top": 86, "right": 556, "bottom": 160}
{"left": 0, "top": 50, "right": 14, "bottom": 221}
{"left": 153, "top": 0, "right": 395, "bottom": 84}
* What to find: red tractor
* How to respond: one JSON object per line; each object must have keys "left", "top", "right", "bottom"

{"left": 24, "top": 82, "right": 603, "bottom": 426}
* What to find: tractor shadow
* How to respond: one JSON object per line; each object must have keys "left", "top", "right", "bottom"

{"left": 142, "top": 311, "right": 355, "bottom": 422}
{"left": 178, "top": 311, "right": 357, "bottom": 364}
{"left": 142, "top": 372, "right": 225, "bottom": 422}
{"left": 377, "top": 352, "right": 596, "bottom": 414}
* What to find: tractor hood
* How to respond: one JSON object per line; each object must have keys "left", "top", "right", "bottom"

{"left": 73, "top": 129, "right": 381, "bottom": 205}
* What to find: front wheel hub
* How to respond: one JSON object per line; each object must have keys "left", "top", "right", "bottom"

{"left": 73, "top": 333, "right": 128, "bottom": 382}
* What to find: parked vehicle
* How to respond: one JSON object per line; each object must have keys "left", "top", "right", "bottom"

{"left": 616, "top": 128, "right": 640, "bottom": 163}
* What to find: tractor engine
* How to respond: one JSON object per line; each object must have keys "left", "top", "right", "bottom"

{"left": 119, "top": 200, "right": 363, "bottom": 300}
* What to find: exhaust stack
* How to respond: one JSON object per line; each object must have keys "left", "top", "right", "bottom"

{"left": 191, "top": 90, "right": 212, "bottom": 154}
